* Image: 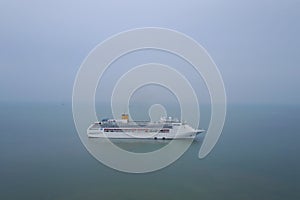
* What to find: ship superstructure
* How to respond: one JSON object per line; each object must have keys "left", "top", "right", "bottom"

{"left": 87, "top": 114, "right": 204, "bottom": 139}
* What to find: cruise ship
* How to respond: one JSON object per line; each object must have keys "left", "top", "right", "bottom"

{"left": 87, "top": 114, "right": 204, "bottom": 139}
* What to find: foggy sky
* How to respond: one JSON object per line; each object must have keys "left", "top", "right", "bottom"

{"left": 0, "top": 0, "right": 299, "bottom": 104}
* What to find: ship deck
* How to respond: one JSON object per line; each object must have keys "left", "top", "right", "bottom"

{"left": 89, "top": 122, "right": 173, "bottom": 130}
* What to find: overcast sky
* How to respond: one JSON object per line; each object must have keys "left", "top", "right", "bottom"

{"left": 0, "top": 0, "right": 299, "bottom": 104}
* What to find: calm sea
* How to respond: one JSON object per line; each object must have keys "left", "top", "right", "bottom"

{"left": 0, "top": 103, "right": 299, "bottom": 200}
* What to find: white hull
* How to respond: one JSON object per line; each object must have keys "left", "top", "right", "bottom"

{"left": 87, "top": 124, "right": 204, "bottom": 140}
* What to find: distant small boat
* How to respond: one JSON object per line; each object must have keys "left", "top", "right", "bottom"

{"left": 87, "top": 114, "right": 204, "bottom": 140}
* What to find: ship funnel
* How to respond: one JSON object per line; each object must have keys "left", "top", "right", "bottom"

{"left": 121, "top": 113, "right": 129, "bottom": 120}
